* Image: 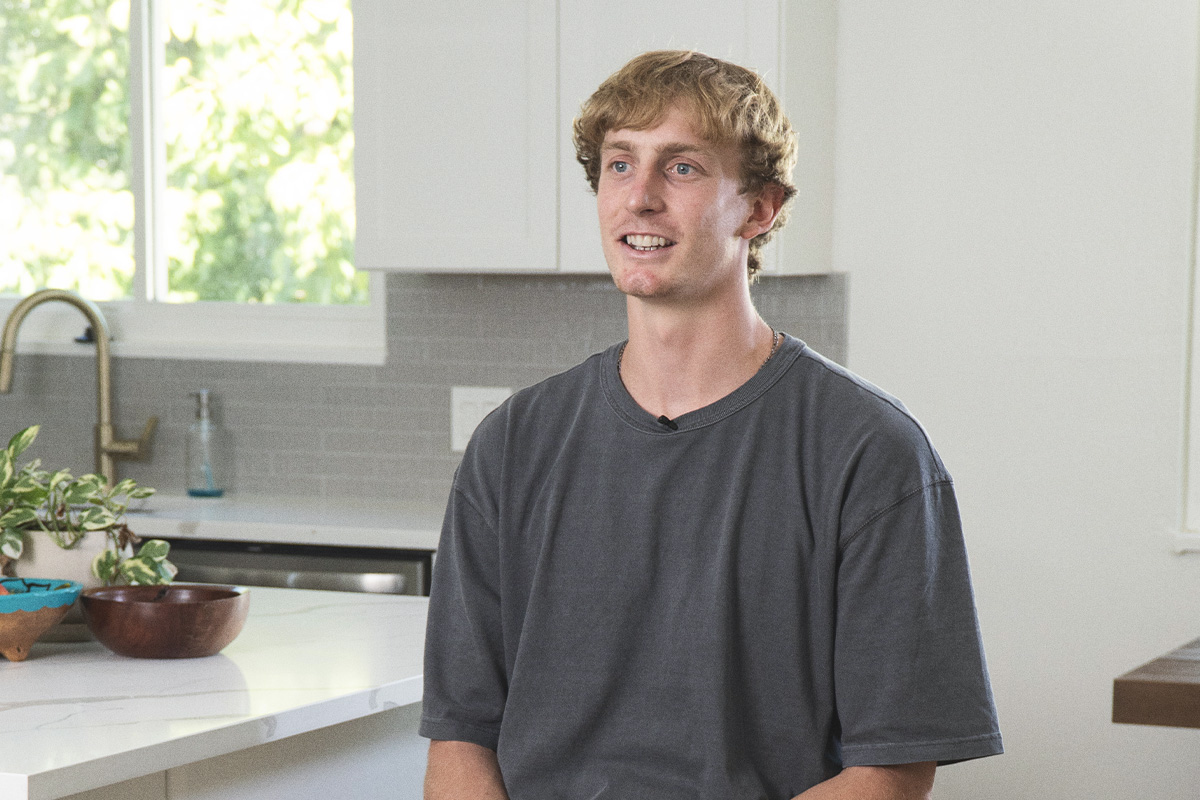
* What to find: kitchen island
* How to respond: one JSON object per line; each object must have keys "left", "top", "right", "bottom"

{"left": 125, "top": 493, "right": 443, "bottom": 551}
{"left": 0, "top": 587, "right": 429, "bottom": 800}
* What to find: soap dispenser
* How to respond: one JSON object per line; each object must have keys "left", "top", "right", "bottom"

{"left": 186, "top": 389, "right": 230, "bottom": 497}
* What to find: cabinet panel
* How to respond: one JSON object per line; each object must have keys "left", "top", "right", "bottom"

{"left": 354, "top": 0, "right": 557, "bottom": 271}
{"left": 774, "top": 0, "right": 836, "bottom": 274}
{"left": 558, "top": 0, "right": 782, "bottom": 275}
{"left": 353, "top": 1, "right": 833, "bottom": 275}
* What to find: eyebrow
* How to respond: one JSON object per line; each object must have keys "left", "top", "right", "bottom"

{"left": 600, "top": 140, "right": 708, "bottom": 158}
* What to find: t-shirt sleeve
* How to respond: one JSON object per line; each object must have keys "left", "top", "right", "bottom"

{"left": 833, "top": 480, "right": 1003, "bottom": 767}
{"left": 419, "top": 483, "right": 508, "bottom": 750}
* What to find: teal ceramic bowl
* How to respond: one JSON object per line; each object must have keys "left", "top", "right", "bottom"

{"left": 0, "top": 578, "right": 83, "bottom": 662}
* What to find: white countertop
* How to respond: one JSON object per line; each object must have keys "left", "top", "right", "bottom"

{"left": 0, "top": 587, "right": 428, "bottom": 800}
{"left": 125, "top": 493, "right": 444, "bottom": 551}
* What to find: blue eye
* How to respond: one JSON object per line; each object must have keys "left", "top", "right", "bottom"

{"left": 611, "top": 161, "right": 629, "bottom": 173}
{"left": 672, "top": 163, "right": 693, "bottom": 176}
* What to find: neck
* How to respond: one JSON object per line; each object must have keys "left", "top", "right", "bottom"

{"left": 619, "top": 290, "right": 777, "bottom": 420}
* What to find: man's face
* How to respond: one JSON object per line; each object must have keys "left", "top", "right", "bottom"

{"left": 596, "top": 105, "right": 762, "bottom": 303}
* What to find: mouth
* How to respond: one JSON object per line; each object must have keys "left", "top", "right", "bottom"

{"left": 622, "top": 234, "right": 675, "bottom": 252}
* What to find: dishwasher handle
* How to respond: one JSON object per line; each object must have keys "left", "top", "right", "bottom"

{"left": 176, "top": 563, "right": 407, "bottom": 595}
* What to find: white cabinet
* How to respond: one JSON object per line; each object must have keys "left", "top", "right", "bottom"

{"left": 353, "top": 0, "right": 558, "bottom": 272}
{"left": 354, "top": 1, "right": 835, "bottom": 275}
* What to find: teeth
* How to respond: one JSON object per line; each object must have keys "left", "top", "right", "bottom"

{"left": 624, "top": 234, "right": 672, "bottom": 251}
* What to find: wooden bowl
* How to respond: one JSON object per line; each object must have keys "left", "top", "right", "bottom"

{"left": 80, "top": 584, "right": 250, "bottom": 659}
{"left": 0, "top": 578, "right": 83, "bottom": 662}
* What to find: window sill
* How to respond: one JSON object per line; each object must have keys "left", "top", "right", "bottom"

{"left": 1173, "top": 531, "right": 1200, "bottom": 554}
{"left": 0, "top": 276, "right": 386, "bottom": 366}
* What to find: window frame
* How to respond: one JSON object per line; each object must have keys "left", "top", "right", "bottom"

{"left": 1180, "top": 110, "right": 1200, "bottom": 551}
{"left": 1181, "top": 261, "right": 1200, "bottom": 551}
{"left": 0, "top": 0, "right": 384, "bottom": 366}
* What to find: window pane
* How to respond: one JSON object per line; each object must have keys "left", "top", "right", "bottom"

{"left": 0, "top": 0, "right": 134, "bottom": 300}
{"left": 163, "top": 0, "right": 362, "bottom": 304}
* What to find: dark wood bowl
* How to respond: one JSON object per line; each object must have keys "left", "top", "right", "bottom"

{"left": 80, "top": 584, "right": 250, "bottom": 659}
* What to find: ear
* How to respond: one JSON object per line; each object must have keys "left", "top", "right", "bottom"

{"left": 738, "top": 183, "right": 786, "bottom": 240}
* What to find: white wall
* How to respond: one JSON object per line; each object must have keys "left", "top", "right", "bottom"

{"left": 835, "top": 2, "right": 1200, "bottom": 798}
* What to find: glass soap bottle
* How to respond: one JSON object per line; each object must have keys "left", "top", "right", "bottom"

{"left": 186, "top": 389, "right": 230, "bottom": 497}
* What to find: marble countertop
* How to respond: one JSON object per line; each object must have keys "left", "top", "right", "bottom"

{"left": 0, "top": 587, "right": 428, "bottom": 800}
{"left": 125, "top": 493, "right": 444, "bottom": 551}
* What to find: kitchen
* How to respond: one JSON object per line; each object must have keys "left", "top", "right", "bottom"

{"left": 4, "top": 1, "right": 1200, "bottom": 799}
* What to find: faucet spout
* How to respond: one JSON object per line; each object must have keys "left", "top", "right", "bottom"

{"left": 0, "top": 289, "right": 157, "bottom": 486}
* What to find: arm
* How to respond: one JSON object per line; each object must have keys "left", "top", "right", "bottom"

{"left": 424, "top": 740, "right": 510, "bottom": 800}
{"left": 792, "top": 762, "right": 936, "bottom": 800}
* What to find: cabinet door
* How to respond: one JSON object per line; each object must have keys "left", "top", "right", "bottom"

{"left": 354, "top": 0, "right": 557, "bottom": 272}
{"left": 774, "top": 0, "right": 836, "bottom": 275}
{"left": 558, "top": 0, "right": 781, "bottom": 275}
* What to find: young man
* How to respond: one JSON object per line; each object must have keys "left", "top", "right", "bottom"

{"left": 420, "top": 51, "right": 1002, "bottom": 799}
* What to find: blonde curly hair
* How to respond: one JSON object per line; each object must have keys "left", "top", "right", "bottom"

{"left": 573, "top": 50, "right": 798, "bottom": 278}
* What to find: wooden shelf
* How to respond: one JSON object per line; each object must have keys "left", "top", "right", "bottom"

{"left": 1113, "top": 638, "right": 1200, "bottom": 728}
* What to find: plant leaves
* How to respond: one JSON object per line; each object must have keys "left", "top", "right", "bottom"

{"left": 0, "top": 528, "right": 24, "bottom": 560}
{"left": 92, "top": 549, "right": 120, "bottom": 583}
{"left": 136, "top": 539, "right": 171, "bottom": 562}
{"left": 118, "top": 557, "right": 159, "bottom": 585}
{"left": 63, "top": 478, "right": 102, "bottom": 505}
{"left": 130, "top": 487, "right": 156, "bottom": 499}
{"left": 9, "top": 475, "right": 46, "bottom": 496}
{"left": 0, "top": 507, "right": 37, "bottom": 528}
{"left": 5, "top": 426, "right": 39, "bottom": 459}
{"left": 47, "top": 468, "right": 72, "bottom": 487}
{"left": 78, "top": 507, "right": 116, "bottom": 531}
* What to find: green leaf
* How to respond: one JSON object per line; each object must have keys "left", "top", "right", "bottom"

{"left": 0, "top": 508, "right": 38, "bottom": 528}
{"left": 136, "top": 539, "right": 171, "bottom": 562}
{"left": 92, "top": 549, "right": 120, "bottom": 583}
{"left": 5, "top": 426, "right": 39, "bottom": 459}
{"left": 130, "top": 487, "right": 156, "bottom": 499}
{"left": 46, "top": 470, "right": 72, "bottom": 489}
{"left": 0, "top": 529, "right": 24, "bottom": 560}
{"left": 110, "top": 479, "right": 137, "bottom": 497}
{"left": 0, "top": 455, "right": 13, "bottom": 488}
{"left": 9, "top": 475, "right": 45, "bottom": 496}
{"left": 118, "top": 558, "right": 158, "bottom": 585}
{"left": 63, "top": 478, "right": 100, "bottom": 505}
{"left": 78, "top": 507, "right": 116, "bottom": 531}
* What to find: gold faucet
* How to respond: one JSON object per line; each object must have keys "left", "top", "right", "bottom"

{"left": 0, "top": 289, "right": 157, "bottom": 487}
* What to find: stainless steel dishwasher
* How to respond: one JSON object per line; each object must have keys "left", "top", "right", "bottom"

{"left": 163, "top": 538, "right": 432, "bottom": 596}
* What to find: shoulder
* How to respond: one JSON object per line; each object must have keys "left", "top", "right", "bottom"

{"left": 455, "top": 347, "right": 610, "bottom": 481}
{"left": 479, "top": 349, "right": 607, "bottom": 438}
{"left": 790, "top": 345, "right": 946, "bottom": 471}
{"left": 775, "top": 343, "right": 953, "bottom": 538}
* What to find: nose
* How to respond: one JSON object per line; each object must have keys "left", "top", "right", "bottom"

{"left": 626, "top": 171, "right": 665, "bottom": 215}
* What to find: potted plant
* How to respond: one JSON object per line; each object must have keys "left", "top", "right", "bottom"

{"left": 0, "top": 425, "right": 176, "bottom": 586}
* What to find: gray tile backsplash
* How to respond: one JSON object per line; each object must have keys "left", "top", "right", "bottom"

{"left": 1, "top": 272, "right": 847, "bottom": 509}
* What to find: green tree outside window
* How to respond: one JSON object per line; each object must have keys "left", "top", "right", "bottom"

{"left": 0, "top": 0, "right": 365, "bottom": 305}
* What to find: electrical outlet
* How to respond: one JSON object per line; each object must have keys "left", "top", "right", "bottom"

{"left": 451, "top": 386, "right": 513, "bottom": 452}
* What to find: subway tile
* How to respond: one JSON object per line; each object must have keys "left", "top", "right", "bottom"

{"left": 17, "top": 274, "right": 848, "bottom": 506}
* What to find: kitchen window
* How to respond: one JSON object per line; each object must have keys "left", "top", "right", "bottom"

{"left": 0, "top": 0, "right": 383, "bottom": 364}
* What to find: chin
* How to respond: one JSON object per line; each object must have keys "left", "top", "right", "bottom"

{"left": 610, "top": 268, "right": 670, "bottom": 299}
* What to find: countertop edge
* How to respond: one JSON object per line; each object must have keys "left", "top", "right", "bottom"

{"left": 127, "top": 494, "right": 444, "bottom": 551}
{"left": 21, "top": 672, "right": 424, "bottom": 800}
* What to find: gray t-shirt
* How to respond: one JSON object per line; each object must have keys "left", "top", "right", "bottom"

{"left": 421, "top": 336, "right": 1002, "bottom": 798}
